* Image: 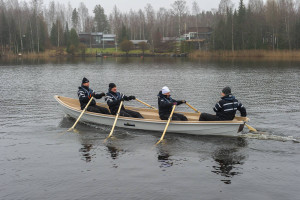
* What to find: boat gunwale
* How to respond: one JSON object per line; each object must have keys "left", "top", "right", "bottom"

{"left": 54, "top": 95, "right": 245, "bottom": 125}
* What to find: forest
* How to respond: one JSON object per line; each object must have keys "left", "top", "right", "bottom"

{"left": 1, "top": 0, "right": 300, "bottom": 55}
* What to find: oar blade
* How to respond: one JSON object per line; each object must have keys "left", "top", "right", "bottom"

{"left": 245, "top": 123, "right": 257, "bottom": 132}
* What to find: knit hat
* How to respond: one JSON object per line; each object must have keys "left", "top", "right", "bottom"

{"left": 82, "top": 77, "right": 89, "bottom": 84}
{"left": 162, "top": 86, "right": 170, "bottom": 94}
{"left": 109, "top": 83, "right": 116, "bottom": 90}
{"left": 222, "top": 86, "right": 231, "bottom": 95}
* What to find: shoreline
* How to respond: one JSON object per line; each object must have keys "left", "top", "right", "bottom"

{"left": 189, "top": 50, "right": 300, "bottom": 61}
{"left": 1, "top": 50, "right": 300, "bottom": 61}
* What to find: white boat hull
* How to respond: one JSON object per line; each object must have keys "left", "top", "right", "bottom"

{"left": 55, "top": 96, "right": 245, "bottom": 136}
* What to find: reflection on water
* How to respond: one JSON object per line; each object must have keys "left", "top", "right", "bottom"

{"left": 104, "top": 142, "right": 125, "bottom": 168}
{"left": 211, "top": 138, "right": 247, "bottom": 184}
{"left": 79, "top": 144, "right": 93, "bottom": 162}
{"left": 156, "top": 146, "right": 173, "bottom": 169}
{"left": 106, "top": 145, "right": 121, "bottom": 160}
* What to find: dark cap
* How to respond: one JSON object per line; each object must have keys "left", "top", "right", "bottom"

{"left": 222, "top": 86, "right": 231, "bottom": 95}
{"left": 82, "top": 77, "right": 89, "bottom": 84}
{"left": 109, "top": 83, "right": 116, "bottom": 90}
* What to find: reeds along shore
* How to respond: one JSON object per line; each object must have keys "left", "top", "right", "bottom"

{"left": 189, "top": 50, "right": 300, "bottom": 60}
{"left": 2, "top": 49, "right": 300, "bottom": 60}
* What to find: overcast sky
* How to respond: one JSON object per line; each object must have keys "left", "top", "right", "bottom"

{"left": 37, "top": 0, "right": 246, "bottom": 15}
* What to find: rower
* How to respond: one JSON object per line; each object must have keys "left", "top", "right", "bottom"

{"left": 199, "top": 86, "right": 247, "bottom": 121}
{"left": 77, "top": 77, "right": 110, "bottom": 114}
{"left": 157, "top": 86, "right": 188, "bottom": 121}
{"left": 105, "top": 83, "right": 143, "bottom": 118}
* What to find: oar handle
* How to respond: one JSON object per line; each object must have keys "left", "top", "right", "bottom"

{"left": 68, "top": 96, "right": 94, "bottom": 131}
{"left": 135, "top": 98, "right": 157, "bottom": 110}
{"left": 185, "top": 102, "right": 200, "bottom": 113}
{"left": 106, "top": 100, "right": 124, "bottom": 139}
{"left": 156, "top": 105, "right": 176, "bottom": 145}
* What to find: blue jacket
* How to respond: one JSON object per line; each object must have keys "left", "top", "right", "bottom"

{"left": 213, "top": 95, "right": 247, "bottom": 120}
{"left": 77, "top": 85, "right": 104, "bottom": 109}
{"left": 157, "top": 91, "right": 182, "bottom": 117}
{"left": 105, "top": 91, "right": 130, "bottom": 115}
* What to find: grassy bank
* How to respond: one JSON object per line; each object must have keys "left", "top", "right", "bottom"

{"left": 189, "top": 50, "right": 300, "bottom": 60}
{"left": 85, "top": 48, "right": 153, "bottom": 55}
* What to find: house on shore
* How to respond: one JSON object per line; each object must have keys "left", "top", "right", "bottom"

{"left": 130, "top": 40, "right": 148, "bottom": 49}
{"left": 79, "top": 32, "right": 116, "bottom": 48}
{"left": 182, "top": 27, "right": 213, "bottom": 50}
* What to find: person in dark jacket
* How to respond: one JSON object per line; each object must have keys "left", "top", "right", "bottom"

{"left": 105, "top": 83, "right": 143, "bottom": 118}
{"left": 77, "top": 77, "right": 110, "bottom": 114}
{"left": 199, "top": 86, "right": 247, "bottom": 121}
{"left": 158, "top": 86, "right": 188, "bottom": 121}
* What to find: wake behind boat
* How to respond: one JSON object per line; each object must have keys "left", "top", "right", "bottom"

{"left": 55, "top": 95, "right": 249, "bottom": 136}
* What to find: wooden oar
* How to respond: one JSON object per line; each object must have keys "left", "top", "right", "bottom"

{"left": 68, "top": 96, "right": 94, "bottom": 132}
{"left": 185, "top": 102, "right": 200, "bottom": 113}
{"left": 156, "top": 105, "right": 176, "bottom": 145}
{"left": 105, "top": 100, "right": 124, "bottom": 140}
{"left": 135, "top": 98, "right": 157, "bottom": 110}
{"left": 245, "top": 123, "right": 257, "bottom": 132}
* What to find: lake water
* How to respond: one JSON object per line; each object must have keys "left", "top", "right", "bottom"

{"left": 0, "top": 57, "right": 299, "bottom": 200}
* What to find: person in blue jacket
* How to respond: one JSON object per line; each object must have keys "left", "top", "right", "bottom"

{"left": 199, "top": 86, "right": 247, "bottom": 121}
{"left": 157, "top": 86, "right": 188, "bottom": 121}
{"left": 105, "top": 83, "right": 143, "bottom": 118}
{"left": 77, "top": 77, "right": 110, "bottom": 114}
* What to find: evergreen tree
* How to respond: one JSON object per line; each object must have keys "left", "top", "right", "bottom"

{"left": 38, "top": 17, "right": 48, "bottom": 51}
{"left": 69, "top": 28, "right": 79, "bottom": 47}
{"left": 64, "top": 22, "right": 70, "bottom": 47}
{"left": 93, "top": 5, "right": 109, "bottom": 32}
{"left": 72, "top": 8, "right": 79, "bottom": 31}
{"left": 50, "top": 23, "right": 57, "bottom": 46}
{"left": 118, "top": 23, "right": 128, "bottom": 43}
{"left": 0, "top": 12, "right": 9, "bottom": 48}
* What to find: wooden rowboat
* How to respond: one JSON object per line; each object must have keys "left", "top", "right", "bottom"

{"left": 54, "top": 95, "right": 249, "bottom": 136}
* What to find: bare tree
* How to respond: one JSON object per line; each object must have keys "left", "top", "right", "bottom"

{"left": 266, "top": 0, "right": 279, "bottom": 50}
{"left": 171, "top": 0, "right": 187, "bottom": 36}
{"left": 218, "top": 0, "right": 234, "bottom": 16}
{"left": 78, "top": 2, "right": 88, "bottom": 32}
{"left": 145, "top": 4, "right": 155, "bottom": 41}
{"left": 157, "top": 8, "right": 168, "bottom": 37}
{"left": 138, "top": 9, "right": 145, "bottom": 39}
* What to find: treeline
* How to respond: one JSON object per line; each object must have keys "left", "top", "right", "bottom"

{"left": 1, "top": 0, "right": 300, "bottom": 55}
{"left": 214, "top": 0, "right": 300, "bottom": 50}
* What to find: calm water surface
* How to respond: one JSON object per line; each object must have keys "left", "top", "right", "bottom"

{"left": 0, "top": 57, "right": 299, "bottom": 200}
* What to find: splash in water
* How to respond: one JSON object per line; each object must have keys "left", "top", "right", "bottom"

{"left": 240, "top": 132, "right": 299, "bottom": 143}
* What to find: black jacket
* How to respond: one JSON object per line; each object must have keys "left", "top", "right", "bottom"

{"left": 213, "top": 95, "right": 247, "bottom": 120}
{"left": 105, "top": 91, "right": 131, "bottom": 115}
{"left": 77, "top": 85, "right": 104, "bottom": 109}
{"left": 157, "top": 91, "right": 183, "bottom": 117}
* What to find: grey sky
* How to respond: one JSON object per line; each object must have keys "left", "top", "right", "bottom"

{"left": 38, "top": 0, "right": 245, "bottom": 15}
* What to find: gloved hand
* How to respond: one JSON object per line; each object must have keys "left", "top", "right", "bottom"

{"left": 99, "top": 92, "right": 105, "bottom": 97}
{"left": 173, "top": 102, "right": 177, "bottom": 105}
{"left": 120, "top": 98, "right": 125, "bottom": 102}
{"left": 129, "top": 95, "right": 136, "bottom": 100}
{"left": 88, "top": 92, "right": 95, "bottom": 99}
